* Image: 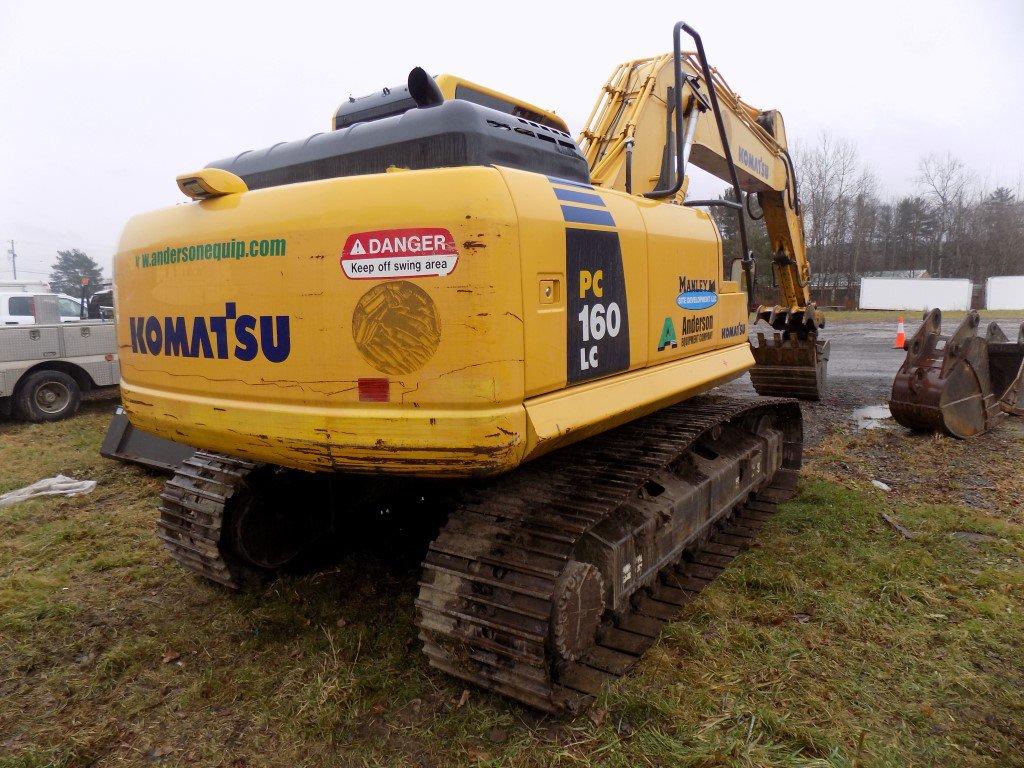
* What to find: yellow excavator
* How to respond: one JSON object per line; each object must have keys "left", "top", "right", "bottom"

{"left": 112, "top": 23, "right": 825, "bottom": 712}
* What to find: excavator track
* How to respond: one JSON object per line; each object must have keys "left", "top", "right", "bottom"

{"left": 157, "top": 451, "right": 264, "bottom": 590}
{"left": 416, "top": 395, "right": 801, "bottom": 713}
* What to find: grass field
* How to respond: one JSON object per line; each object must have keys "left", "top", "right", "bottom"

{"left": 2, "top": 402, "right": 1023, "bottom": 767}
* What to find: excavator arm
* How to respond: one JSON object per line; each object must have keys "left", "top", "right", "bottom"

{"left": 580, "top": 23, "right": 829, "bottom": 399}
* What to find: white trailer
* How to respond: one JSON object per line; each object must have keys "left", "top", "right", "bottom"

{"left": 986, "top": 276, "right": 1024, "bottom": 310}
{"left": 859, "top": 278, "right": 972, "bottom": 311}
{"left": 0, "top": 297, "right": 119, "bottom": 421}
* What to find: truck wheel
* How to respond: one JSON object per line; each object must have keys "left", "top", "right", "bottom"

{"left": 15, "top": 370, "right": 82, "bottom": 422}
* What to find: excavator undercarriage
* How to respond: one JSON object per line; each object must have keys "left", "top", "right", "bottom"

{"left": 416, "top": 395, "right": 801, "bottom": 712}
{"left": 890, "top": 309, "right": 1024, "bottom": 438}
{"left": 155, "top": 395, "right": 801, "bottom": 712}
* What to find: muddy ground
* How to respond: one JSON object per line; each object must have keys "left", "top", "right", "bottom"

{"left": 724, "top": 314, "right": 1024, "bottom": 447}
{"left": 723, "top": 315, "right": 1024, "bottom": 527}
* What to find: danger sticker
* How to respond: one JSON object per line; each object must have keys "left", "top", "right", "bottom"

{"left": 341, "top": 228, "right": 459, "bottom": 279}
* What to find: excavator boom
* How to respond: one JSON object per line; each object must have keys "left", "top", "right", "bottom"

{"left": 579, "top": 23, "right": 829, "bottom": 399}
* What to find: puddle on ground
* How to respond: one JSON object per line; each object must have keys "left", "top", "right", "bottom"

{"left": 852, "top": 404, "right": 893, "bottom": 429}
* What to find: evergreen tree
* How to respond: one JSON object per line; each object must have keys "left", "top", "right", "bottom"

{"left": 49, "top": 249, "right": 103, "bottom": 296}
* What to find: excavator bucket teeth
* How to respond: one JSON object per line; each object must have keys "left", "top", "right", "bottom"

{"left": 889, "top": 310, "right": 1024, "bottom": 439}
{"left": 748, "top": 332, "right": 830, "bottom": 402}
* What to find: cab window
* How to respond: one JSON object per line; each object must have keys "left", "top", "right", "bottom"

{"left": 58, "top": 297, "right": 82, "bottom": 319}
{"left": 8, "top": 296, "right": 34, "bottom": 316}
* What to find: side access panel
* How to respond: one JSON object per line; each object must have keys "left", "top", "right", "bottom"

{"left": 498, "top": 168, "right": 648, "bottom": 399}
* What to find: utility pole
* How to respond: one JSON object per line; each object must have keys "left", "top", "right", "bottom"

{"left": 6, "top": 240, "right": 16, "bottom": 280}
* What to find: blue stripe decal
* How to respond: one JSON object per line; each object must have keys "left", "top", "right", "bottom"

{"left": 560, "top": 205, "right": 616, "bottom": 227}
{"left": 547, "top": 175, "right": 593, "bottom": 190}
{"left": 554, "top": 187, "right": 606, "bottom": 207}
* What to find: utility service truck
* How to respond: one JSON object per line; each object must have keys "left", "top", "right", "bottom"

{"left": 0, "top": 294, "right": 119, "bottom": 421}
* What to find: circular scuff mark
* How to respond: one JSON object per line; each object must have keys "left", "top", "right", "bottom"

{"left": 352, "top": 281, "right": 442, "bottom": 375}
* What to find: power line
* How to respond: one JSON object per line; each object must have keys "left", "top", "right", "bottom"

{"left": 0, "top": 268, "right": 50, "bottom": 277}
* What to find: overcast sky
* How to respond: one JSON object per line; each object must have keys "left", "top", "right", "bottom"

{"left": 1, "top": 0, "right": 1021, "bottom": 282}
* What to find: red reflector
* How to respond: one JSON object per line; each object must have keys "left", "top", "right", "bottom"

{"left": 104, "top": 353, "right": 114, "bottom": 362}
{"left": 358, "top": 377, "right": 389, "bottom": 402}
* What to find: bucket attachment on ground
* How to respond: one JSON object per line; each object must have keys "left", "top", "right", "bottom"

{"left": 889, "top": 309, "right": 1024, "bottom": 438}
{"left": 748, "top": 306, "right": 829, "bottom": 401}
{"left": 988, "top": 321, "right": 1024, "bottom": 417}
{"left": 100, "top": 407, "right": 196, "bottom": 473}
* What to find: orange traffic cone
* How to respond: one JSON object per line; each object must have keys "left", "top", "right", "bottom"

{"left": 893, "top": 315, "right": 906, "bottom": 349}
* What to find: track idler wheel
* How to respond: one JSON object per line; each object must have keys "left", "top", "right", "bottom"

{"left": 157, "top": 452, "right": 338, "bottom": 589}
{"left": 550, "top": 562, "right": 605, "bottom": 662}
{"left": 223, "top": 467, "right": 320, "bottom": 573}
{"left": 889, "top": 309, "right": 1024, "bottom": 438}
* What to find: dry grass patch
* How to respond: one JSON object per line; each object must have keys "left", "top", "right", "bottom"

{"left": 1, "top": 403, "right": 1023, "bottom": 767}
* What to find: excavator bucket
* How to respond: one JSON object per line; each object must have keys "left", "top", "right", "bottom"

{"left": 889, "top": 309, "right": 1024, "bottom": 438}
{"left": 749, "top": 333, "right": 830, "bottom": 401}
{"left": 988, "top": 321, "right": 1024, "bottom": 417}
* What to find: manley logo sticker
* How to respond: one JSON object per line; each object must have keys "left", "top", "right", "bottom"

{"left": 675, "top": 276, "right": 718, "bottom": 311}
{"left": 341, "top": 228, "right": 459, "bottom": 279}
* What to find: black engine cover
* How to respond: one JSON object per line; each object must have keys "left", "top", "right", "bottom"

{"left": 208, "top": 99, "right": 590, "bottom": 191}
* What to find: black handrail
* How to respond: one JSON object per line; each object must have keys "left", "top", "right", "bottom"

{"left": 642, "top": 27, "right": 686, "bottom": 200}
{"left": 677, "top": 23, "right": 755, "bottom": 307}
{"left": 645, "top": 23, "right": 757, "bottom": 306}
{"left": 684, "top": 199, "right": 742, "bottom": 210}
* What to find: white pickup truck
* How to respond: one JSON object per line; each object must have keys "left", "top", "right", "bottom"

{"left": 0, "top": 297, "right": 120, "bottom": 421}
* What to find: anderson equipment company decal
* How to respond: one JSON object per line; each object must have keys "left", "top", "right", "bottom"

{"left": 657, "top": 313, "right": 715, "bottom": 352}
{"left": 341, "top": 228, "right": 459, "bottom": 279}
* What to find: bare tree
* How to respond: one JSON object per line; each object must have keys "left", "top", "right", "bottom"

{"left": 794, "top": 132, "right": 864, "bottom": 295}
{"left": 916, "top": 153, "right": 972, "bottom": 276}
{"left": 773, "top": 134, "right": 1020, "bottom": 307}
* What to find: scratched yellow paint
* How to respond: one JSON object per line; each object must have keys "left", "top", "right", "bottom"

{"left": 114, "top": 163, "right": 752, "bottom": 477}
